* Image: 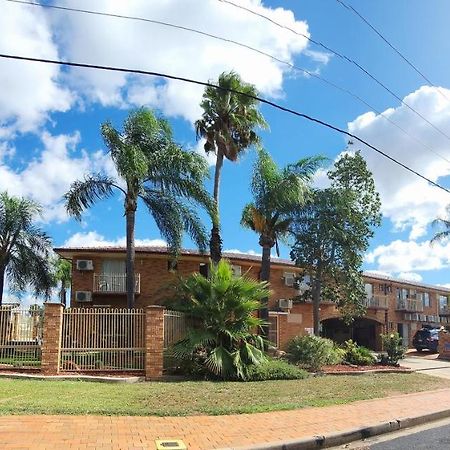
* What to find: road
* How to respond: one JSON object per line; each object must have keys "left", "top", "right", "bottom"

{"left": 330, "top": 417, "right": 450, "bottom": 449}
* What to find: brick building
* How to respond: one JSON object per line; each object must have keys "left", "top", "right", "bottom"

{"left": 55, "top": 246, "right": 450, "bottom": 350}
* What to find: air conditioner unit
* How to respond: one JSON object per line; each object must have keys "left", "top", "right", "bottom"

{"left": 283, "top": 272, "right": 295, "bottom": 287}
{"left": 75, "top": 291, "right": 92, "bottom": 302}
{"left": 278, "top": 298, "right": 293, "bottom": 309}
{"left": 231, "top": 265, "right": 242, "bottom": 277}
{"left": 76, "top": 260, "right": 93, "bottom": 271}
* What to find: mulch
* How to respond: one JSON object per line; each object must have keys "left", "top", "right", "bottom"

{"left": 320, "top": 364, "right": 410, "bottom": 374}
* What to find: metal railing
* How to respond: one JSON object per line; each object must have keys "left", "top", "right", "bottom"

{"left": 363, "top": 295, "right": 389, "bottom": 309}
{"left": 60, "top": 308, "right": 145, "bottom": 372}
{"left": 396, "top": 299, "right": 424, "bottom": 312}
{"left": 163, "top": 310, "right": 187, "bottom": 350}
{"left": 93, "top": 273, "right": 140, "bottom": 294}
{"left": 0, "top": 306, "right": 43, "bottom": 368}
{"left": 439, "top": 305, "right": 450, "bottom": 315}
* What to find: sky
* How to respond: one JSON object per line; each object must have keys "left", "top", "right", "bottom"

{"left": 2, "top": 0, "right": 450, "bottom": 293}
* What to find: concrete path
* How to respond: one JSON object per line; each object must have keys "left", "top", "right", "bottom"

{"left": 402, "top": 353, "right": 450, "bottom": 379}
{"left": 0, "top": 389, "right": 450, "bottom": 449}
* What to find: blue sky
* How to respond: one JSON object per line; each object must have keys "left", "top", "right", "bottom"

{"left": 2, "top": 0, "right": 450, "bottom": 290}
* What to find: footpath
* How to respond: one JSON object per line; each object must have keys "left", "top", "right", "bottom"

{"left": 0, "top": 388, "right": 450, "bottom": 449}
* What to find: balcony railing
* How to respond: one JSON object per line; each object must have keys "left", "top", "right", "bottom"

{"left": 439, "top": 305, "right": 450, "bottom": 316}
{"left": 363, "top": 295, "right": 389, "bottom": 309}
{"left": 396, "top": 298, "right": 424, "bottom": 312}
{"left": 93, "top": 273, "right": 140, "bottom": 294}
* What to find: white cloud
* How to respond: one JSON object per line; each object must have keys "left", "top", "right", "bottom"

{"left": 347, "top": 85, "right": 450, "bottom": 240}
{"left": 397, "top": 272, "right": 423, "bottom": 282}
{"left": 0, "top": 131, "right": 115, "bottom": 222}
{"left": 0, "top": 2, "right": 73, "bottom": 136}
{"left": 366, "top": 239, "right": 450, "bottom": 273}
{"left": 50, "top": 0, "right": 314, "bottom": 122}
{"left": 63, "top": 231, "right": 166, "bottom": 248}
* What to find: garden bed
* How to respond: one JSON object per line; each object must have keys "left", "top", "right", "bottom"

{"left": 320, "top": 364, "right": 411, "bottom": 375}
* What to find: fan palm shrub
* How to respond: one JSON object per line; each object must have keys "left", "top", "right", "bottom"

{"left": 65, "top": 108, "right": 212, "bottom": 308}
{"left": 195, "top": 71, "right": 267, "bottom": 263}
{"left": 0, "top": 192, "right": 53, "bottom": 304}
{"left": 169, "top": 259, "right": 270, "bottom": 380}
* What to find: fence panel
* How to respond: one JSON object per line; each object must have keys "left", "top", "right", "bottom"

{"left": 164, "top": 310, "right": 187, "bottom": 350}
{"left": 0, "top": 306, "right": 43, "bottom": 369}
{"left": 60, "top": 308, "right": 145, "bottom": 372}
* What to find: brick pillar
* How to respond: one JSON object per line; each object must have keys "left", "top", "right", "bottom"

{"left": 145, "top": 305, "right": 165, "bottom": 380}
{"left": 41, "top": 303, "right": 64, "bottom": 375}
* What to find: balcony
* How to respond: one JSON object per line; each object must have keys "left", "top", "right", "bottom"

{"left": 93, "top": 273, "right": 141, "bottom": 294}
{"left": 439, "top": 305, "right": 450, "bottom": 316}
{"left": 396, "top": 298, "right": 424, "bottom": 312}
{"left": 363, "top": 295, "right": 389, "bottom": 309}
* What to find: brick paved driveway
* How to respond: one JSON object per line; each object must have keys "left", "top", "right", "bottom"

{"left": 1, "top": 389, "right": 449, "bottom": 449}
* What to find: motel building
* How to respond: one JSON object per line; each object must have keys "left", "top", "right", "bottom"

{"left": 55, "top": 246, "right": 450, "bottom": 351}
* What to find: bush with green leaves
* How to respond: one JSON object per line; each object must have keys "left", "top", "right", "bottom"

{"left": 246, "top": 359, "right": 308, "bottom": 381}
{"left": 379, "top": 332, "right": 405, "bottom": 366}
{"left": 286, "top": 335, "right": 342, "bottom": 371}
{"left": 168, "top": 259, "right": 270, "bottom": 381}
{"left": 341, "top": 340, "right": 376, "bottom": 366}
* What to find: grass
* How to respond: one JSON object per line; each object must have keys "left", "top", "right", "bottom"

{"left": 0, "top": 373, "right": 448, "bottom": 416}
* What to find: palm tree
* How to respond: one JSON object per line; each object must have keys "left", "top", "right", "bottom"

{"left": 169, "top": 259, "right": 269, "bottom": 380}
{"left": 0, "top": 192, "right": 53, "bottom": 305}
{"left": 431, "top": 207, "right": 450, "bottom": 244}
{"left": 52, "top": 257, "right": 71, "bottom": 306}
{"left": 241, "top": 149, "right": 323, "bottom": 327}
{"left": 195, "top": 71, "right": 267, "bottom": 264}
{"left": 65, "top": 109, "right": 212, "bottom": 308}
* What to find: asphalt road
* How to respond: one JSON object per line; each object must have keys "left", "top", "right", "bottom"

{"left": 330, "top": 417, "right": 450, "bottom": 450}
{"left": 370, "top": 424, "right": 450, "bottom": 449}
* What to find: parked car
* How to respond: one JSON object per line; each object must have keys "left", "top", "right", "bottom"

{"left": 413, "top": 328, "right": 439, "bottom": 352}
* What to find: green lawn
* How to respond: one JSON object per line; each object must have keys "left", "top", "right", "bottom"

{"left": 0, "top": 373, "right": 448, "bottom": 416}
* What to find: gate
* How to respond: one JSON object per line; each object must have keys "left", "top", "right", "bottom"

{"left": 0, "top": 306, "right": 43, "bottom": 368}
{"left": 60, "top": 308, "right": 145, "bottom": 372}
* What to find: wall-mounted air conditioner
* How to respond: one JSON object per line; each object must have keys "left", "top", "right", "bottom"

{"left": 278, "top": 298, "right": 293, "bottom": 309}
{"left": 76, "top": 260, "right": 93, "bottom": 271}
{"left": 75, "top": 291, "right": 92, "bottom": 302}
{"left": 283, "top": 272, "right": 295, "bottom": 287}
{"left": 231, "top": 265, "right": 242, "bottom": 277}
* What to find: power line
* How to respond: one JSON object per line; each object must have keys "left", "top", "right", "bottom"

{"left": 336, "top": 0, "right": 450, "bottom": 102}
{"left": 1, "top": 52, "right": 449, "bottom": 196}
{"left": 6, "top": 0, "right": 450, "bottom": 166}
{"left": 217, "top": 0, "right": 450, "bottom": 143}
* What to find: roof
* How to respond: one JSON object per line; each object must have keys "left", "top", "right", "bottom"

{"left": 54, "top": 245, "right": 450, "bottom": 293}
{"left": 53, "top": 246, "right": 296, "bottom": 267}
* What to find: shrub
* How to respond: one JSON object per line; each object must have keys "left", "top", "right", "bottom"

{"left": 286, "top": 335, "right": 342, "bottom": 371}
{"left": 246, "top": 359, "right": 308, "bottom": 381}
{"left": 379, "top": 332, "right": 405, "bottom": 366}
{"left": 341, "top": 340, "right": 376, "bottom": 366}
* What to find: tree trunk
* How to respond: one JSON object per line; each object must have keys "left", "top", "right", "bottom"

{"left": 125, "top": 196, "right": 137, "bottom": 309}
{"left": 210, "top": 150, "right": 224, "bottom": 264}
{"left": 259, "top": 236, "right": 274, "bottom": 338}
{"left": 0, "top": 265, "right": 4, "bottom": 306}
{"left": 60, "top": 286, "right": 66, "bottom": 307}
{"left": 312, "top": 282, "right": 321, "bottom": 336}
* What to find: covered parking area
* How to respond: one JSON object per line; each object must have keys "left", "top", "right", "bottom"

{"left": 321, "top": 317, "right": 385, "bottom": 351}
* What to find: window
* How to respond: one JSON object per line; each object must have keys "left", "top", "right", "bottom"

{"left": 364, "top": 283, "right": 373, "bottom": 299}
{"left": 283, "top": 272, "right": 295, "bottom": 287}
{"left": 231, "top": 265, "right": 242, "bottom": 277}
{"left": 422, "top": 292, "right": 430, "bottom": 308}
{"left": 440, "top": 295, "right": 448, "bottom": 309}
{"left": 199, "top": 263, "right": 208, "bottom": 278}
{"left": 102, "top": 259, "right": 126, "bottom": 275}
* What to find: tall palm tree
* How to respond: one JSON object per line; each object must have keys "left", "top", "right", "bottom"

{"left": 241, "top": 149, "right": 323, "bottom": 326}
{"left": 195, "top": 71, "right": 267, "bottom": 264}
{"left": 431, "top": 207, "right": 450, "bottom": 244}
{"left": 0, "top": 192, "right": 53, "bottom": 305}
{"left": 65, "top": 109, "right": 212, "bottom": 308}
{"left": 52, "top": 257, "right": 71, "bottom": 306}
